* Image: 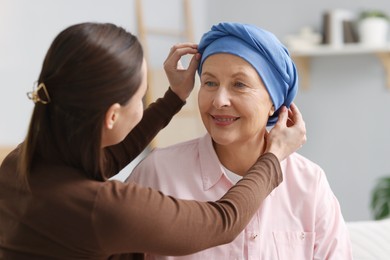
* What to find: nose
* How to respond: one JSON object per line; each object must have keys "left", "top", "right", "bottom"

{"left": 212, "top": 87, "right": 231, "bottom": 109}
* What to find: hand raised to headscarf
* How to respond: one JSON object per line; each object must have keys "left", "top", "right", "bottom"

{"left": 265, "top": 103, "right": 306, "bottom": 161}
{"left": 163, "top": 43, "right": 200, "bottom": 101}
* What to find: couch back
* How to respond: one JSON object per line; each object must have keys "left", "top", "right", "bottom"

{"left": 347, "top": 218, "right": 390, "bottom": 260}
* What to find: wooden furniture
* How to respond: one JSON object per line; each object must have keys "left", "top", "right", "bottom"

{"left": 135, "top": 0, "right": 194, "bottom": 73}
{"left": 291, "top": 43, "right": 390, "bottom": 90}
{"left": 134, "top": 0, "right": 205, "bottom": 148}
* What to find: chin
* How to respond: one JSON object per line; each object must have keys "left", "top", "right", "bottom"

{"left": 210, "top": 134, "right": 236, "bottom": 146}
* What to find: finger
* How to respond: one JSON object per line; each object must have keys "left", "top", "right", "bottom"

{"left": 167, "top": 43, "right": 198, "bottom": 60}
{"left": 286, "top": 117, "right": 294, "bottom": 127}
{"left": 289, "top": 103, "right": 307, "bottom": 141}
{"left": 286, "top": 107, "right": 295, "bottom": 126}
{"left": 275, "top": 106, "right": 288, "bottom": 126}
{"left": 164, "top": 46, "right": 198, "bottom": 70}
{"left": 171, "top": 42, "right": 198, "bottom": 49}
{"left": 187, "top": 53, "right": 201, "bottom": 74}
{"left": 166, "top": 43, "right": 197, "bottom": 57}
{"left": 172, "top": 47, "right": 198, "bottom": 62}
{"left": 290, "top": 103, "right": 303, "bottom": 122}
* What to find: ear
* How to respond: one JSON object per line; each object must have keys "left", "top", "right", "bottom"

{"left": 104, "top": 103, "right": 121, "bottom": 130}
{"left": 269, "top": 105, "right": 275, "bottom": 117}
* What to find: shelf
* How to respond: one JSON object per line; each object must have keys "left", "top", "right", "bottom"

{"left": 290, "top": 43, "right": 390, "bottom": 90}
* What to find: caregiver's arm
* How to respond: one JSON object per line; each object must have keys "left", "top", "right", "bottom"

{"left": 94, "top": 101, "right": 307, "bottom": 255}
{"left": 97, "top": 130, "right": 304, "bottom": 255}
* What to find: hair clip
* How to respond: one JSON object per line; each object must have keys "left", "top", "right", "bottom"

{"left": 27, "top": 82, "right": 51, "bottom": 105}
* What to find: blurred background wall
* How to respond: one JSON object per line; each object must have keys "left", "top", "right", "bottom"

{"left": 1, "top": 0, "right": 389, "bottom": 221}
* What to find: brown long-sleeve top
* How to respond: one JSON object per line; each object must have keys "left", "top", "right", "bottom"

{"left": 0, "top": 89, "right": 283, "bottom": 259}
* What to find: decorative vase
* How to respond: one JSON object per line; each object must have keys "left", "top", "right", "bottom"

{"left": 359, "top": 17, "right": 389, "bottom": 46}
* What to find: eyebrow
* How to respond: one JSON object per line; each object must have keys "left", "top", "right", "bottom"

{"left": 201, "top": 71, "right": 249, "bottom": 78}
{"left": 201, "top": 72, "right": 215, "bottom": 78}
{"left": 231, "top": 71, "right": 250, "bottom": 78}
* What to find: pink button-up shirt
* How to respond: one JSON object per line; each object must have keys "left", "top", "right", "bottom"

{"left": 129, "top": 134, "right": 353, "bottom": 260}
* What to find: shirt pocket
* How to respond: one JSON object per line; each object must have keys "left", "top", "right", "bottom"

{"left": 273, "top": 231, "right": 315, "bottom": 260}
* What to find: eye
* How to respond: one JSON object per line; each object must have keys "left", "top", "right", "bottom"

{"left": 233, "top": 81, "right": 247, "bottom": 89}
{"left": 203, "top": 81, "right": 218, "bottom": 87}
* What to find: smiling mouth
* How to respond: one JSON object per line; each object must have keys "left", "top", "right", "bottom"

{"left": 211, "top": 115, "right": 240, "bottom": 122}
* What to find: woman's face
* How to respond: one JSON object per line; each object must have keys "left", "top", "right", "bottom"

{"left": 198, "top": 53, "right": 274, "bottom": 147}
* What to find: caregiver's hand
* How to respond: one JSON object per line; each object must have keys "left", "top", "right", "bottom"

{"left": 164, "top": 43, "right": 200, "bottom": 101}
{"left": 265, "top": 103, "right": 306, "bottom": 161}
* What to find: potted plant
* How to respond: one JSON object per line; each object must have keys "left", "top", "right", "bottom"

{"left": 358, "top": 10, "right": 389, "bottom": 46}
{"left": 371, "top": 176, "right": 390, "bottom": 220}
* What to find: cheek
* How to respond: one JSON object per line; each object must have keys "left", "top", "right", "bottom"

{"left": 126, "top": 101, "right": 143, "bottom": 131}
{"left": 251, "top": 105, "right": 271, "bottom": 126}
{"left": 133, "top": 101, "right": 144, "bottom": 124}
{"left": 198, "top": 90, "right": 211, "bottom": 113}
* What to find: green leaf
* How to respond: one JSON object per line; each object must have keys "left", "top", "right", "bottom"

{"left": 371, "top": 176, "right": 390, "bottom": 220}
{"left": 360, "top": 10, "right": 389, "bottom": 20}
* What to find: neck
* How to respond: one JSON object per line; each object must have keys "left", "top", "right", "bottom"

{"left": 214, "top": 134, "right": 266, "bottom": 176}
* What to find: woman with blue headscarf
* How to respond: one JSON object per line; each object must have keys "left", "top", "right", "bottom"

{"left": 128, "top": 22, "right": 352, "bottom": 259}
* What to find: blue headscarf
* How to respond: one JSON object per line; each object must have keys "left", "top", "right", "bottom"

{"left": 198, "top": 22, "right": 298, "bottom": 126}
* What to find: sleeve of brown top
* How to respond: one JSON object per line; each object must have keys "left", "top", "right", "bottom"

{"left": 93, "top": 153, "right": 282, "bottom": 256}
{"left": 103, "top": 88, "right": 185, "bottom": 177}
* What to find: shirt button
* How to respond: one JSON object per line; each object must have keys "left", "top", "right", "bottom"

{"left": 251, "top": 233, "right": 258, "bottom": 239}
{"left": 300, "top": 232, "right": 305, "bottom": 240}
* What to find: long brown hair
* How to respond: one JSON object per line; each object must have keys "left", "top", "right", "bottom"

{"left": 18, "top": 22, "right": 143, "bottom": 183}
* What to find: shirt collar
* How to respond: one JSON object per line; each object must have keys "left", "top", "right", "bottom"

{"left": 198, "top": 134, "right": 226, "bottom": 191}
{"left": 198, "top": 133, "right": 286, "bottom": 196}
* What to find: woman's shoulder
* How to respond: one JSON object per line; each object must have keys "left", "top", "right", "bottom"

{"left": 131, "top": 136, "right": 204, "bottom": 175}
{"left": 150, "top": 136, "right": 204, "bottom": 158}
{"left": 282, "top": 152, "right": 326, "bottom": 180}
{"left": 285, "top": 152, "right": 323, "bottom": 170}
